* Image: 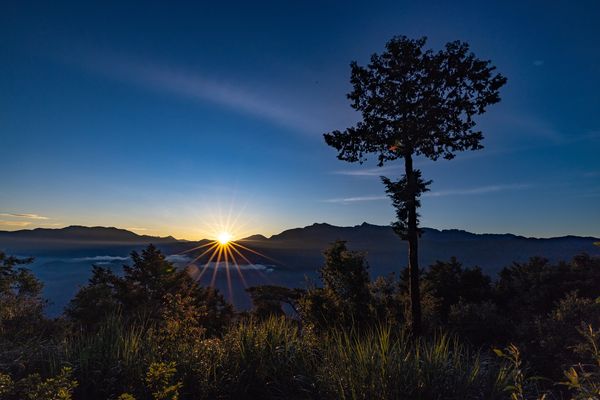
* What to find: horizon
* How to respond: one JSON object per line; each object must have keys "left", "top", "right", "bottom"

{"left": 2, "top": 222, "right": 599, "bottom": 242}
{"left": 2, "top": 1, "right": 599, "bottom": 239}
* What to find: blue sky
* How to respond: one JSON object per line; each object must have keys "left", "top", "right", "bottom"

{"left": 1, "top": 0, "right": 599, "bottom": 239}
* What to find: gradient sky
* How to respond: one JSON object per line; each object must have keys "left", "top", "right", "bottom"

{"left": 1, "top": 1, "right": 599, "bottom": 239}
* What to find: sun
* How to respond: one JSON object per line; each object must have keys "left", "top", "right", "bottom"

{"left": 217, "top": 231, "right": 232, "bottom": 245}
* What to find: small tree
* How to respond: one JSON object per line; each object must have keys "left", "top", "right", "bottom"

{"left": 66, "top": 244, "right": 233, "bottom": 336}
{"left": 0, "top": 252, "right": 46, "bottom": 341}
{"left": 324, "top": 36, "right": 506, "bottom": 334}
{"left": 299, "top": 241, "right": 372, "bottom": 330}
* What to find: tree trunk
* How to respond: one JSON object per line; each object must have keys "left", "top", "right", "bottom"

{"left": 404, "top": 153, "right": 422, "bottom": 335}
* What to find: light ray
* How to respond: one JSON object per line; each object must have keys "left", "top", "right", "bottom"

{"left": 223, "top": 247, "right": 233, "bottom": 303}
{"left": 228, "top": 243, "right": 274, "bottom": 284}
{"left": 195, "top": 243, "right": 222, "bottom": 283}
{"left": 210, "top": 245, "right": 224, "bottom": 288}
{"left": 230, "top": 241, "right": 282, "bottom": 265}
{"left": 185, "top": 242, "right": 220, "bottom": 267}
{"left": 180, "top": 240, "right": 218, "bottom": 255}
{"left": 225, "top": 245, "right": 248, "bottom": 288}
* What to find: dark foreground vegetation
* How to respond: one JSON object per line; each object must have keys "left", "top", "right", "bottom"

{"left": 1, "top": 243, "right": 599, "bottom": 399}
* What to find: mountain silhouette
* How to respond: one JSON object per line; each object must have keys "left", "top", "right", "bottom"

{"left": 1, "top": 223, "right": 598, "bottom": 274}
{"left": 2, "top": 224, "right": 598, "bottom": 315}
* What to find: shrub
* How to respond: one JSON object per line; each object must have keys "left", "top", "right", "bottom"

{"left": 145, "top": 362, "right": 181, "bottom": 400}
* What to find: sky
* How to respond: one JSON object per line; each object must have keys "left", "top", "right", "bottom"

{"left": 1, "top": 0, "right": 599, "bottom": 239}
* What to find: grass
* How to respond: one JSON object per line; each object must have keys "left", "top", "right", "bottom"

{"left": 36, "top": 315, "right": 522, "bottom": 399}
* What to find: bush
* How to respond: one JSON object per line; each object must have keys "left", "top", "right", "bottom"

{"left": 0, "top": 367, "right": 77, "bottom": 400}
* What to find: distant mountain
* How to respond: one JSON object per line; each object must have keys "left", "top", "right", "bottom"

{"left": 2, "top": 223, "right": 597, "bottom": 274}
{"left": 0, "top": 225, "right": 183, "bottom": 257}
{"left": 2, "top": 224, "right": 598, "bottom": 316}
{"left": 241, "top": 222, "right": 600, "bottom": 275}
{"left": 0, "top": 225, "right": 177, "bottom": 242}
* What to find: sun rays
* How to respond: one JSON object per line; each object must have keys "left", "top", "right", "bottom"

{"left": 178, "top": 203, "right": 277, "bottom": 305}
{"left": 184, "top": 236, "right": 274, "bottom": 305}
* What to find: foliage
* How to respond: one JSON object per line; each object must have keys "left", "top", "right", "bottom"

{"left": 560, "top": 324, "right": 600, "bottom": 399}
{"left": 323, "top": 35, "right": 507, "bottom": 165}
{"left": 1, "top": 246, "right": 599, "bottom": 399}
{"left": 0, "top": 367, "right": 77, "bottom": 400}
{"left": 381, "top": 172, "right": 431, "bottom": 239}
{"left": 145, "top": 362, "right": 181, "bottom": 400}
{"left": 496, "top": 254, "right": 600, "bottom": 318}
{"left": 66, "top": 244, "right": 233, "bottom": 336}
{"left": 298, "top": 241, "right": 373, "bottom": 330}
{"left": 493, "top": 345, "right": 547, "bottom": 400}
{"left": 246, "top": 285, "right": 304, "bottom": 319}
{"left": 324, "top": 35, "right": 506, "bottom": 335}
{"left": 319, "top": 327, "right": 505, "bottom": 400}
{"left": 423, "top": 257, "right": 492, "bottom": 322}
{"left": 0, "top": 252, "right": 45, "bottom": 342}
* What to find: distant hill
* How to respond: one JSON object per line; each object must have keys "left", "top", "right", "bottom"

{"left": 240, "top": 222, "right": 600, "bottom": 275}
{"left": 0, "top": 226, "right": 184, "bottom": 257}
{"left": 2, "top": 224, "right": 598, "bottom": 316}
{"left": 0, "top": 225, "right": 178, "bottom": 242}
{"left": 1, "top": 223, "right": 598, "bottom": 274}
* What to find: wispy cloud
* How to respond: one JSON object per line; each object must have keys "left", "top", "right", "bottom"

{"left": 0, "top": 220, "right": 32, "bottom": 227}
{"left": 498, "top": 113, "right": 563, "bottom": 142}
{"left": 332, "top": 165, "right": 402, "bottom": 177}
{"left": 533, "top": 60, "right": 544, "bottom": 67}
{"left": 323, "top": 195, "right": 387, "bottom": 204}
{"left": 62, "top": 49, "right": 321, "bottom": 134}
{"left": 324, "top": 183, "right": 530, "bottom": 204}
{"left": 0, "top": 213, "right": 49, "bottom": 220}
{"left": 424, "top": 183, "right": 531, "bottom": 197}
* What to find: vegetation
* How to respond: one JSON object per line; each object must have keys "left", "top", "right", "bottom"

{"left": 324, "top": 36, "right": 507, "bottom": 334}
{"left": 1, "top": 243, "right": 599, "bottom": 399}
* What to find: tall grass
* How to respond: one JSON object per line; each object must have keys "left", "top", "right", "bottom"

{"left": 318, "top": 326, "right": 506, "bottom": 399}
{"left": 54, "top": 314, "right": 158, "bottom": 398}
{"left": 40, "top": 316, "right": 518, "bottom": 399}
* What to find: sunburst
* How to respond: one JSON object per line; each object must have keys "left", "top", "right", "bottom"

{"left": 178, "top": 205, "right": 279, "bottom": 305}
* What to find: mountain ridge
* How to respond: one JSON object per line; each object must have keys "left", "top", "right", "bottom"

{"left": 1, "top": 223, "right": 598, "bottom": 244}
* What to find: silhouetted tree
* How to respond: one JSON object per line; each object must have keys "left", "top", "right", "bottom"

{"left": 496, "top": 254, "right": 600, "bottom": 320}
{"left": 0, "top": 252, "right": 46, "bottom": 341}
{"left": 324, "top": 36, "right": 506, "bottom": 334}
{"left": 423, "top": 257, "right": 492, "bottom": 322}
{"left": 299, "top": 241, "right": 373, "bottom": 330}
{"left": 246, "top": 285, "right": 303, "bottom": 319}
{"left": 67, "top": 244, "right": 233, "bottom": 336}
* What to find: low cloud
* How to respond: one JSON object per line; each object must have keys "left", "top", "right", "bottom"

{"left": 165, "top": 254, "right": 191, "bottom": 263}
{"left": 189, "top": 261, "right": 274, "bottom": 273}
{"left": 71, "top": 256, "right": 129, "bottom": 262}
